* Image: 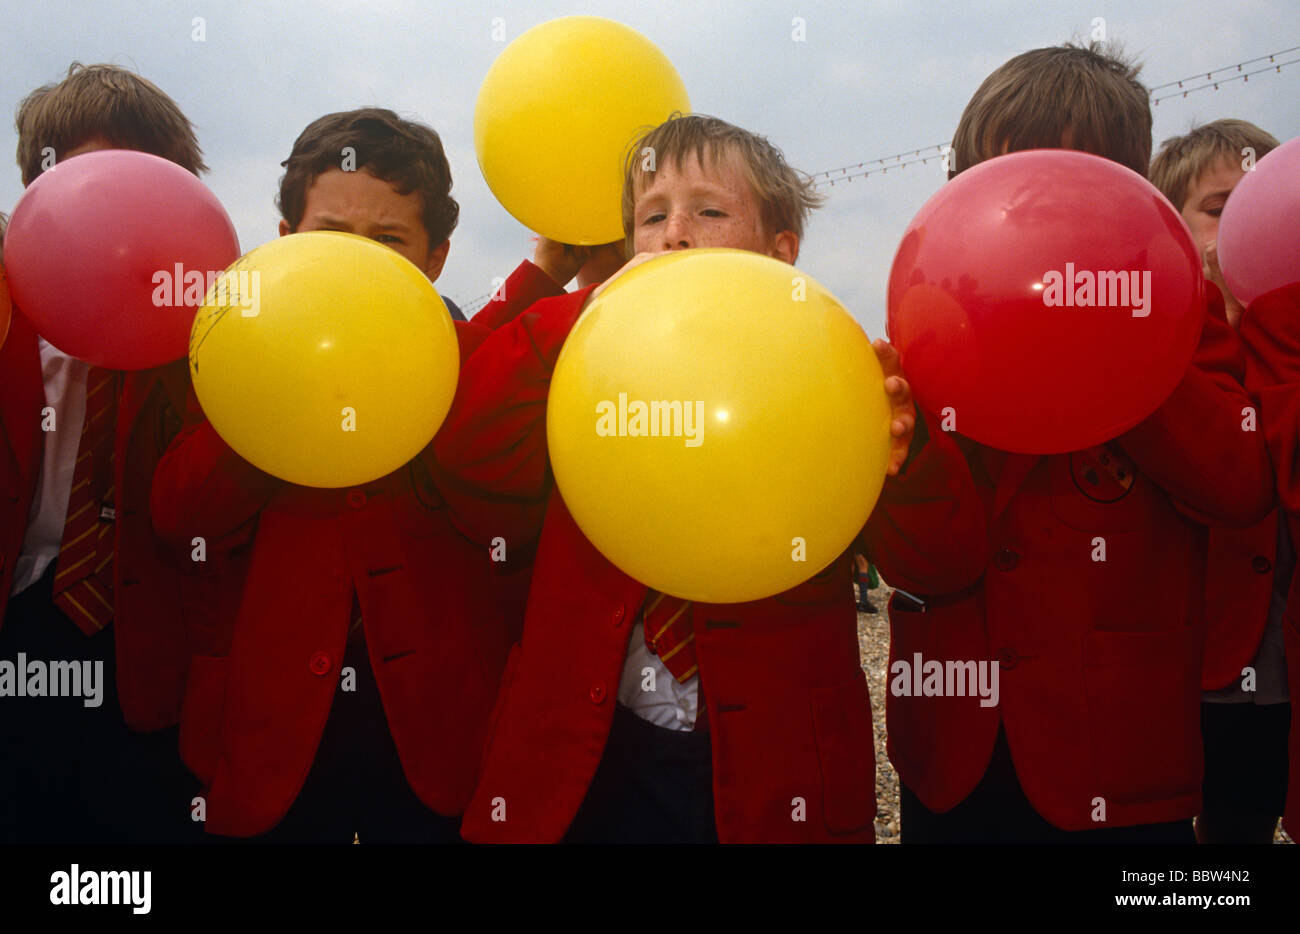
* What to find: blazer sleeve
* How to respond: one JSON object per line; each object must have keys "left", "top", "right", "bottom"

{"left": 149, "top": 384, "right": 282, "bottom": 550}
{"left": 858, "top": 406, "right": 990, "bottom": 596}
{"left": 1239, "top": 283, "right": 1300, "bottom": 519}
{"left": 428, "top": 286, "right": 596, "bottom": 547}
{"left": 469, "top": 260, "right": 565, "bottom": 331}
{"left": 1118, "top": 285, "right": 1275, "bottom": 528}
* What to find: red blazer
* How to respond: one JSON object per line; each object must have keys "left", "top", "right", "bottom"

{"left": 1203, "top": 514, "right": 1279, "bottom": 690}
{"left": 1236, "top": 281, "right": 1300, "bottom": 840}
{"left": 862, "top": 286, "right": 1274, "bottom": 831}
{"left": 434, "top": 287, "right": 876, "bottom": 844}
{"left": 149, "top": 268, "right": 559, "bottom": 838}
{"left": 1, "top": 310, "right": 192, "bottom": 732}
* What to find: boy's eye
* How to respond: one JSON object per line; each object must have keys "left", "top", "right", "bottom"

{"left": 376, "top": 235, "right": 404, "bottom": 244}
{"left": 1206, "top": 208, "right": 1222, "bottom": 218}
{"left": 701, "top": 209, "right": 726, "bottom": 218}
{"left": 641, "top": 212, "right": 666, "bottom": 226}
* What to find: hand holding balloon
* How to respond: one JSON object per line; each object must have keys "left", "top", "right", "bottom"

{"left": 533, "top": 237, "right": 626, "bottom": 288}
{"left": 872, "top": 338, "right": 916, "bottom": 476}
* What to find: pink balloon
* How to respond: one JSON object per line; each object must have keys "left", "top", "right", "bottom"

{"left": 1218, "top": 136, "right": 1300, "bottom": 307}
{"left": 2, "top": 149, "right": 239, "bottom": 369}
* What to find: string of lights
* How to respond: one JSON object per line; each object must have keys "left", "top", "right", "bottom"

{"left": 809, "top": 44, "right": 1298, "bottom": 188}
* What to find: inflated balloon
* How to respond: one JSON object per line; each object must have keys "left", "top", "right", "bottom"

{"left": 1218, "top": 136, "right": 1300, "bottom": 307}
{"left": 189, "top": 232, "right": 459, "bottom": 488}
{"left": 4, "top": 150, "right": 239, "bottom": 369}
{"left": 548, "top": 248, "right": 891, "bottom": 604}
{"left": 475, "top": 15, "right": 689, "bottom": 245}
{"left": 0, "top": 259, "right": 11, "bottom": 352}
{"left": 887, "top": 149, "right": 1204, "bottom": 455}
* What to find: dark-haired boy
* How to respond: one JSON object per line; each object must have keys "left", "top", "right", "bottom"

{"left": 151, "top": 108, "right": 538, "bottom": 841}
{"left": 0, "top": 63, "right": 205, "bottom": 842}
{"left": 862, "top": 44, "right": 1275, "bottom": 842}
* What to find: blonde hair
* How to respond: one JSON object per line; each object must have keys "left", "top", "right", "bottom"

{"left": 16, "top": 62, "right": 206, "bottom": 186}
{"left": 1149, "top": 118, "right": 1279, "bottom": 209}
{"left": 621, "top": 113, "right": 823, "bottom": 253}
{"left": 950, "top": 42, "right": 1151, "bottom": 178}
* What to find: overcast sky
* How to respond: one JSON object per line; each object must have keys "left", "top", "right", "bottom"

{"left": 1, "top": 0, "right": 1296, "bottom": 337}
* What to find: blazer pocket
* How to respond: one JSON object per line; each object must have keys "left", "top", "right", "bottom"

{"left": 810, "top": 670, "right": 877, "bottom": 835}
{"left": 1083, "top": 629, "right": 1200, "bottom": 805}
{"left": 179, "top": 654, "right": 229, "bottom": 788}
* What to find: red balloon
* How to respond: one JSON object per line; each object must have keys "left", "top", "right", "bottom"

{"left": 0, "top": 259, "right": 11, "bottom": 352}
{"left": 887, "top": 149, "right": 1204, "bottom": 455}
{"left": 3, "top": 150, "right": 239, "bottom": 369}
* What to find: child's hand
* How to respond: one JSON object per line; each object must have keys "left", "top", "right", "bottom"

{"left": 586, "top": 251, "right": 660, "bottom": 303}
{"left": 576, "top": 242, "right": 629, "bottom": 288}
{"left": 1202, "top": 239, "right": 1244, "bottom": 328}
{"left": 872, "top": 338, "right": 916, "bottom": 476}
{"left": 533, "top": 237, "right": 592, "bottom": 287}
{"left": 533, "top": 238, "right": 629, "bottom": 289}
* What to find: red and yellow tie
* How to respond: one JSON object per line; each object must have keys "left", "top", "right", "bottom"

{"left": 643, "top": 591, "right": 697, "bottom": 683}
{"left": 52, "top": 367, "right": 119, "bottom": 635}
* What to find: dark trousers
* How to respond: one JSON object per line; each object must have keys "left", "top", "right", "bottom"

{"left": 215, "top": 622, "right": 462, "bottom": 844}
{"left": 563, "top": 703, "right": 718, "bottom": 844}
{"left": 900, "top": 725, "right": 1196, "bottom": 844}
{"left": 0, "top": 567, "right": 202, "bottom": 843}
{"left": 1200, "top": 701, "right": 1290, "bottom": 829}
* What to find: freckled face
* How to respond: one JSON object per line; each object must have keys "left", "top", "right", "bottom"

{"left": 632, "top": 151, "right": 788, "bottom": 259}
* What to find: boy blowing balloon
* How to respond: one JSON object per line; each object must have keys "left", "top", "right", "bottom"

{"left": 0, "top": 63, "right": 206, "bottom": 843}
{"left": 1150, "top": 119, "right": 1292, "bottom": 845}
{"left": 436, "top": 113, "right": 914, "bottom": 843}
{"left": 150, "top": 109, "right": 531, "bottom": 841}
{"left": 862, "top": 43, "right": 1275, "bottom": 843}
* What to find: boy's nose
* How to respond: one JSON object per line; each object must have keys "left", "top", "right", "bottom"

{"left": 662, "top": 213, "right": 694, "bottom": 250}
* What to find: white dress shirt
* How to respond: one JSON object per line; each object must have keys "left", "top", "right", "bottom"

{"left": 10, "top": 337, "right": 88, "bottom": 596}
{"left": 618, "top": 620, "right": 700, "bottom": 730}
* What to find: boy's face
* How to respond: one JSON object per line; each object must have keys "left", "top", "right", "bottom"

{"left": 1179, "top": 155, "right": 1244, "bottom": 255}
{"left": 631, "top": 149, "right": 797, "bottom": 263}
{"left": 280, "top": 167, "right": 449, "bottom": 282}
{"left": 1179, "top": 154, "right": 1246, "bottom": 318}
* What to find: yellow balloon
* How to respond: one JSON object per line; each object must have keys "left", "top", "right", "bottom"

{"left": 188, "top": 232, "right": 459, "bottom": 488}
{"left": 474, "top": 15, "right": 690, "bottom": 245}
{"left": 548, "top": 249, "right": 892, "bottom": 604}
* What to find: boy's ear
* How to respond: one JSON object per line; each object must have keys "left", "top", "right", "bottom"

{"left": 423, "top": 238, "right": 451, "bottom": 282}
{"left": 771, "top": 230, "right": 799, "bottom": 266}
{"left": 278, "top": 219, "right": 292, "bottom": 238}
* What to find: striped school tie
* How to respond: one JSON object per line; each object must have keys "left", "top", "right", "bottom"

{"left": 642, "top": 591, "right": 698, "bottom": 683}
{"left": 53, "top": 367, "right": 119, "bottom": 635}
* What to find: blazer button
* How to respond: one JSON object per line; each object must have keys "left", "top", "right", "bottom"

{"left": 346, "top": 489, "right": 367, "bottom": 509}
{"left": 309, "top": 651, "right": 332, "bottom": 676}
{"left": 994, "top": 548, "right": 1019, "bottom": 571}
{"left": 589, "top": 681, "right": 607, "bottom": 704}
{"left": 997, "top": 648, "right": 1018, "bottom": 670}
{"left": 612, "top": 606, "right": 625, "bottom": 626}
{"left": 1252, "top": 555, "right": 1272, "bottom": 574}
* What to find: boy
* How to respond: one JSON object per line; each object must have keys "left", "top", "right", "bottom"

{"left": 435, "top": 113, "right": 915, "bottom": 843}
{"left": 151, "top": 108, "right": 534, "bottom": 841}
{"left": 1150, "top": 119, "right": 1291, "bottom": 844}
{"left": 0, "top": 63, "right": 207, "bottom": 843}
{"left": 861, "top": 44, "right": 1275, "bottom": 843}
